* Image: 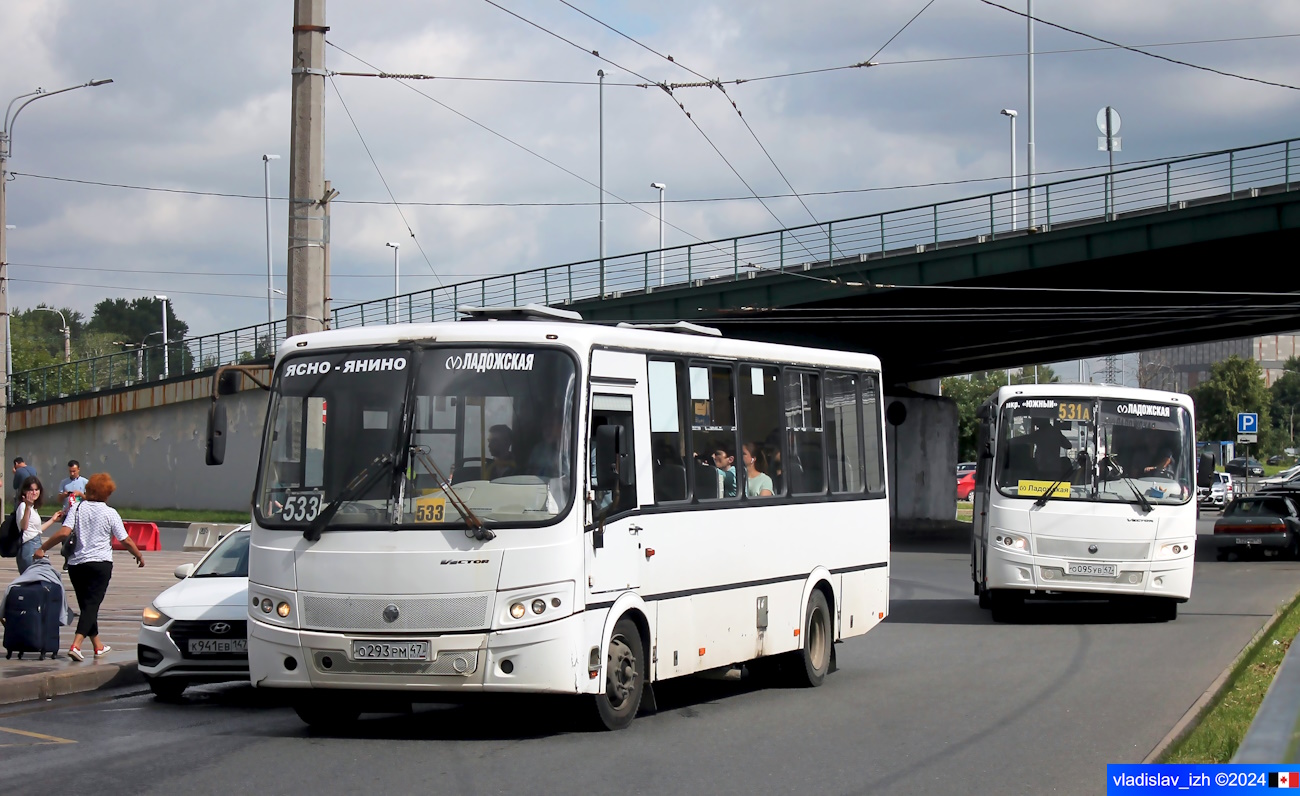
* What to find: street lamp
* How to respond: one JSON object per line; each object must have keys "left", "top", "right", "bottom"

{"left": 30, "top": 307, "right": 71, "bottom": 363}
{"left": 385, "top": 242, "right": 400, "bottom": 296}
{"left": 155, "top": 295, "right": 169, "bottom": 379}
{"left": 1, "top": 78, "right": 113, "bottom": 511}
{"left": 262, "top": 154, "right": 280, "bottom": 327}
{"left": 650, "top": 183, "right": 666, "bottom": 285}
{"left": 112, "top": 340, "right": 146, "bottom": 383}
{"left": 1000, "top": 109, "right": 1017, "bottom": 230}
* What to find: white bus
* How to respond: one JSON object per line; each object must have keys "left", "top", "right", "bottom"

{"left": 970, "top": 383, "right": 1213, "bottom": 622}
{"left": 207, "top": 306, "right": 890, "bottom": 729}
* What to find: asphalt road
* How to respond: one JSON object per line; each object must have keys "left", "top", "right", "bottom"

{"left": 1, "top": 529, "right": 1295, "bottom": 796}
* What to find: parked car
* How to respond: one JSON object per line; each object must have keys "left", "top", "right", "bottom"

{"left": 137, "top": 526, "right": 250, "bottom": 700}
{"left": 1257, "top": 465, "right": 1300, "bottom": 485}
{"left": 957, "top": 471, "right": 976, "bottom": 501}
{"left": 1213, "top": 495, "right": 1300, "bottom": 560}
{"left": 1197, "top": 471, "right": 1233, "bottom": 509}
{"left": 956, "top": 461, "right": 977, "bottom": 478}
{"left": 1225, "top": 457, "right": 1266, "bottom": 478}
{"left": 1268, "top": 454, "right": 1292, "bottom": 466}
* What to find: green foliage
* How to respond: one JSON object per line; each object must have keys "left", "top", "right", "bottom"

{"left": 1190, "top": 356, "right": 1276, "bottom": 448}
{"left": 1269, "top": 357, "right": 1300, "bottom": 447}
{"left": 942, "top": 364, "right": 1059, "bottom": 460}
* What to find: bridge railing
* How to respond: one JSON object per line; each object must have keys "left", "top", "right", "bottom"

{"left": 10, "top": 136, "right": 1297, "bottom": 405}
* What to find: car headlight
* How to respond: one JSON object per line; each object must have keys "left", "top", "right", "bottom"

{"left": 142, "top": 603, "right": 170, "bottom": 627}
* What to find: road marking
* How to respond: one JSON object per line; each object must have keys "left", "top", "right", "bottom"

{"left": 0, "top": 725, "right": 77, "bottom": 746}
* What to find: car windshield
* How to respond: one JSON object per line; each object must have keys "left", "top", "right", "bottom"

{"left": 254, "top": 345, "right": 578, "bottom": 531}
{"left": 192, "top": 532, "right": 250, "bottom": 577}
{"left": 1224, "top": 498, "right": 1293, "bottom": 517}
{"left": 995, "top": 397, "right": 1193, "bottom": 505}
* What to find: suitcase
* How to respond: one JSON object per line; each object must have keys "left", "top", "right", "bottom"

{"left": 3, "top": 581, "right": 62, "bottom": 660}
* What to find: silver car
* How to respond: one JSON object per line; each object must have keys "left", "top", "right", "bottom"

{"left": 137, "top": 526, "right": 250, "bottom": 699}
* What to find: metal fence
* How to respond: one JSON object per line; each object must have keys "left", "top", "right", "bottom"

{"left": 11, "top": 136, "right": 1299, "bottom": 406}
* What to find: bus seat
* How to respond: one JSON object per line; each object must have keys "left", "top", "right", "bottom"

{"left": 654, "top": 463, "right": 687, "bottom": 501}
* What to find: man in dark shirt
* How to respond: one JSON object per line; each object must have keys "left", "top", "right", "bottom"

{"left": 11, "top": 457, "right": 37, "bottom": 495}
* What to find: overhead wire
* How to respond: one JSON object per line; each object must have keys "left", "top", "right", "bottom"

{"left": 978, "top": 0, "right": 1300, "bottom": 92}
{"left": 328, "top": 74, "right": 443, "bottom": 286}
{"left": 9, "top": 275, "right": 283, "bottom": 301}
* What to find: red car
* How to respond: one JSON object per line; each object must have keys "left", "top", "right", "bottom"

{"left": 957, "top": 471, "right": 976, "bottom": 501}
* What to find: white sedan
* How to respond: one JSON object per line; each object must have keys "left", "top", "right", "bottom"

{"left": 137, "top": 526, "right": 250, "bottom": 699}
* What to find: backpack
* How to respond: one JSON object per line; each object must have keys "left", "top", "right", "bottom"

{"left": 0, "top": 511, "right": 19, "bottom": 558}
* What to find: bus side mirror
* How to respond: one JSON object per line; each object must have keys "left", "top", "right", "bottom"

{"left": 594, "top": 425, "right": 621, "bottom": 491}
{"left": 206, "top": 401, "right": 228, "bottom": 466}
{"left": 975, "top": 404, "right": 992, "bottom": 421}
{"left": 1197, "top": 452, "right": 1216, "bottom": 489}
{"left": 217, "top": 369, "right": 242, "bottom": 396}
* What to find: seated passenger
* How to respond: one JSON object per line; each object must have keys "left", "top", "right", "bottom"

{"left": 743, "top": 442, "right": 775, "bottom": 497}
{"left": 713, "top": 445, "right": 739, "bottom": 498}
{"left": 483, "top": 424, "right": 517, "bottom": 480}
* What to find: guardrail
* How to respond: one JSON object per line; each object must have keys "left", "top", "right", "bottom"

{"left": 11, "top": 136, "right": 1299, "bottom": 406}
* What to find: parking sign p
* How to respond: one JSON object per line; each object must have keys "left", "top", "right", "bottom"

{"left": 1238, "top": 413, "right": 1259, "bottom": 434}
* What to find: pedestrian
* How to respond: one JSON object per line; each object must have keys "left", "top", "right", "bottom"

{"left": 34, "top": 472, "right": 144, "bottom": 661}
{"left": 11, "top": 457, "right": 37, "bottom": 495}
{"left": 13, "top": 476, "right": 65, "bottom": 574}
{"left": 56, "top": 460, "right": 89, "bottom": 516}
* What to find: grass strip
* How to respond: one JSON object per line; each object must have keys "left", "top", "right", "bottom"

{"left": 115, "top": 507, "right": 251, "bottom": 524}
{"left": 1162, "top": 591, "right": 1300, "bottom": 763}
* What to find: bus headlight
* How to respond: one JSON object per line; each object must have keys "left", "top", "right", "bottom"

{"left": 496, "top": 582, "right": 575, "bottom": 629}
{"left": 1157, "top": 542, "right": 1193, "bottom": 559}
{"left": 510, "top": 603, "right": 527, "bottom": 619}
{"left": 995, "top": 532, "right": 1030, "bottom": 553}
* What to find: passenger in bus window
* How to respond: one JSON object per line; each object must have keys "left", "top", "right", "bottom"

{"left": 712, "top": 445, "right": 738, "bottom": 498}
{"left": 743, "top": 442, "right": 774, "bottom": 498}
{"left": 527, "top": 415, "right": 566, "bottom": 478}
{"left": 483, "top": 424, "right": 517, "bottom": 480}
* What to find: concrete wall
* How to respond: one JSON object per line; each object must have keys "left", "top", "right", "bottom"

{"left": 9, "top": 385, "right": 267, "bottom": 512}
{"left": 885, "top": 393, "right": 958, "bottom": 522}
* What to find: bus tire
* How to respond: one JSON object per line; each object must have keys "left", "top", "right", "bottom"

{"left": 294, "top": 698, "right": 361, "bottom": 729}
{"left": 787, "top": 590, "right": 832, "bottom": 688}
{"left": 978, "top": 585, "right": 991, "bottom": 610}
{"left": 1152, "top": 598, "right": 1178, "bottom": 622}
{"left": 990, "top": 589, "right": 1024, "bottom": 623}
{"left": 590, "top": 617, "right": 645, "bottom": 731}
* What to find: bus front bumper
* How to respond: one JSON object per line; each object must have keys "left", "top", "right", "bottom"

{"left": 247, "top": 612, "right": 589, "bottom": 694}
{"left": 986, "top": 545, "right": 1194, "bottom": 600}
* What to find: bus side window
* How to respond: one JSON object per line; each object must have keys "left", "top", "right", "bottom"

{"left": 738, "top": 364, "right": 782, "bottom": 498}
{"left": 648, "top": 359, "right": 689, "bottom": 503}
{"left": 862, "top": 374, "right": 885, "bottom": 496}
{"left": 590, "top": 396, "right": 637, "bottom": 518}
{"left": 690, "top": 364, "right": 740, "bottom": 501}
{"left": 783, "top": 370, "right": 825, "bottom": 495}
{"left": 825, "top": 372, "right": 864, "bottom": 494}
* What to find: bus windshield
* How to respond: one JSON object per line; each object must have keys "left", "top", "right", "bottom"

{"left": 255, "top": 345, "right": 577, "bottom": 530}
{"left": 994, "top": 396, "right": 1192, "bottom": 505}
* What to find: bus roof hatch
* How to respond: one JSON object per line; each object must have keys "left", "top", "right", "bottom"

{"left": 457, "top": 304, "right": 584, "bottom": 322}
{"left": 616, "top": 321, "right": 722, "bottom": 337}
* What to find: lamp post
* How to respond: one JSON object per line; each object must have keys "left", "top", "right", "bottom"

{"left": 385, "top": 241, "right": 400, "bottom": 296}
{"left": 0, "top": 78, "right": 112, "bottom": 514}
{"left": 1000, "top": 109, "right": 1018, "bottom": 230}
{"left": 30, "top": 307, "right": 71, "bottom": 363}
{"left": 650, "top": 182, "right": 666, "bottom": 285}
{"left": 155, "top": 295, "right": 169, "bottom": 379}
{"left": 262, "top": 154, "right": 280, "bottom": 327}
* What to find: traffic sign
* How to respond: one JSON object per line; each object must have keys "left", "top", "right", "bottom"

{"left": 1238, "top": 413, "right": 1259, "bottom": 434}
{"left": 1238, "top": 434, "right": 1258, "bottom": 445}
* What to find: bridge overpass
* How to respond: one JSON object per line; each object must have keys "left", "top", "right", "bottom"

{"left": 7, "top": 135, "right": 1299, "bottom": 513}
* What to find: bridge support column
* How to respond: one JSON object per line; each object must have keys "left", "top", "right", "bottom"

{"left": 884, "top": 385, "right": 959, "bottom": 532}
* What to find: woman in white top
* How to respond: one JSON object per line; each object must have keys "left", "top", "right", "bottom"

{"left": 14, "top": 475, "right": 64, "bottom": 574}
{"left": 743, "top": 442, "right": 775, "bottom": 498}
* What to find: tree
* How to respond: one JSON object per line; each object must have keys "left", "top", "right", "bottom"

{"left": 1011, "top": 364, "right": 1059, "bottom": 386}
{"left": 1190, "top": 356, "right": 1276, "bottom": 450}
{"left": 1270, "top": 356, "right": 1300, "bottom": 448}
{"left": 942, "top": 371, "right": 1009, "bottom": 461}
{"left": 85, "top": 297, "right": 192, "bottom": 380}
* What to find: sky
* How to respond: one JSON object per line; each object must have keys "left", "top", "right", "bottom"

{"left": 3, "top": 0, "right": 1299, "bottom": 374}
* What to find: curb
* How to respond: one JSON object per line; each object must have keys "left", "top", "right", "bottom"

{"left": 1143, "top": 589, "right": 1300, "bottom": 763}
{"left": 0, "top": 659, "right": 143, "bottom": 707}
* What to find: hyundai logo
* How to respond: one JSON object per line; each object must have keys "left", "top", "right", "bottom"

{"left": 382, "top": 604, "right": 400, "bottom": 623}
{"left": 1088, "top": 545, "right": 1099, "bottom": 554}
{"left": 209, "top": 622, "right": 232, "bottom": 635}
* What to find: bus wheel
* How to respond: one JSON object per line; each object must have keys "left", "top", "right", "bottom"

{"left": 990, "top": 590, "right": 1024, "bottom": 623}
{"left": 978, "top": 586, "right": 991, "bottom": 610}
{"left": 591, "top": 617, "right": 645, "bottom": 731}
{"left": 294, "top": 699, "right": 361, "bottom": 729}
{"left": 788, "top": 590, "right": 832, "bottom": 688}
{"left": 1152, "top": 599, "right": 1178, "bottom": 622}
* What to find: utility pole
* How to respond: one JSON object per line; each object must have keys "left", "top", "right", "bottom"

{"left": 286, "top": 0, "right": 330, "bottom": 338}
{"left": 1027, "top": 0, "right": 1036, "bottom": 228}
{"left": 598, "top": 70, "right": 605, "bottom": 296}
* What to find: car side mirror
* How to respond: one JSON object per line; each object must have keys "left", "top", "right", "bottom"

{"left": 206, "top": 401, "right": 228, "bottom": 466}
{"left": 1197, "top": 452, "right": 1216, "bottom": 489}
{"left": 174, "top": 562, "right": 196, "bottom": 580}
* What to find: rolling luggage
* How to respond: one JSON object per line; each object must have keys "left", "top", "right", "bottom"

{"left": 3, "top": 580, "right": 62, "bottom": 660}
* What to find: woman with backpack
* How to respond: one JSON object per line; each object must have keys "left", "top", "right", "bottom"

{"left": 14, "top": 476, "right": 65, "bottom": 574}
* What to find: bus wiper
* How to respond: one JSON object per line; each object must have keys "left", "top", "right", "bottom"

{"left": 304, "top": 453, "right": 396, "bottom": 542}
{"left": 1033, "top": 477, "right": 1068, "bottom": 508}
{"left": 411, "top": 447, "right": 495, "bottom": 542}
{"left": 1101, "top": 455, "right": 1153, "bottom": 514}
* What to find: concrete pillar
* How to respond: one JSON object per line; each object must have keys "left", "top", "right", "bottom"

{"left": 884, "top": 391, "right": 959, "bottom": 524}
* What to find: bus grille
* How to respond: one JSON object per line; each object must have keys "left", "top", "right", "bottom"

{"left": 299, "top": 593, "right": 492, "bottom": 633}
{"left": 1034, "top": 539, "right": 1151, "bottom": 560}
{"left": 310, "top": 650, "right": 479, "bottom": 676}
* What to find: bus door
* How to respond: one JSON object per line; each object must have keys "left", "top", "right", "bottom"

{"left": 972, "top": 406, "right": 994, "bottom": 590}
